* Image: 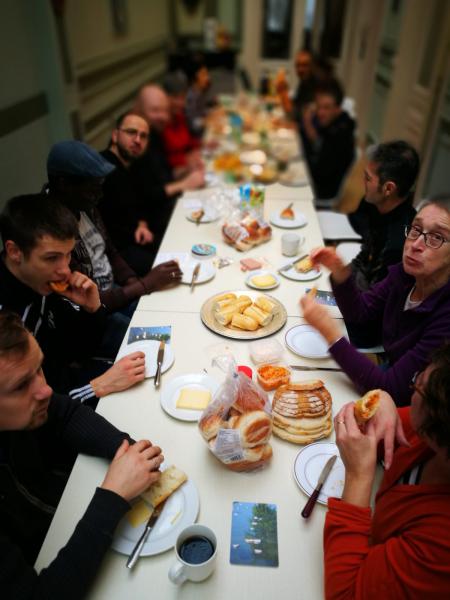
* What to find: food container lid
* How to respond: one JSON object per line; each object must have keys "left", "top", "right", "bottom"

{"left": 249, "top": 338, "right": 284, "bottom": 365}
{"left": 237, "top": 365, "right": 253, "bottom": 379}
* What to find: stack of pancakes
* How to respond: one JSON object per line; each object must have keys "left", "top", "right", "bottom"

{"left": 272, "top": 380, "right": 332, "bottom": 444}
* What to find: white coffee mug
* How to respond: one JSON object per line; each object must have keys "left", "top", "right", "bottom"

{"left": 282, "top": 232, "right": 301, "bottom": 256}
{"left": 168, "top": 524, "right": 217, "bottom": 585}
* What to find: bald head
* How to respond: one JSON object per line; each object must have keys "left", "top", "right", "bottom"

{"left": 134, "top": 85, "right": 170, "bottom": 132}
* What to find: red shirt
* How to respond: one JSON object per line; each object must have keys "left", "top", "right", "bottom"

{"left": 162, "top": 112, "right": 200, "bottom": 168}
{"left": 324, "top": 408, "right": 450, "bottom": 599}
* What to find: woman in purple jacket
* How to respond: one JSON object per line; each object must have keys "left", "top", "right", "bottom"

{"left": 301, "top": 198, "right": 450, "bottom": 405}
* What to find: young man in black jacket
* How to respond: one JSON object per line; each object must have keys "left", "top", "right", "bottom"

{"left": 0, "top": 194, "right": 146, "bottom": 405}
{"left": 0, "top": 311, "right": 163, "bottom": 599}
{"left": 301, "top": 79, "right": 355, "bottom": 201}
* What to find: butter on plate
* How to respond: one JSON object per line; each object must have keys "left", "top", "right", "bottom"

{"left": 127, "top": 499, "right": 153, "bottom": 527}
{"left": 251, "top": 274, "right": 277, "bottom": 288}
{"left": 176, "top": 388, "right": 211, "bottom": 410}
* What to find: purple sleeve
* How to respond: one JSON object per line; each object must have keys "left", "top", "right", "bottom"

{"left": 329, "top": 300, "right": 450, "bottom": 404}
{"left": 331, "top": 269, "right": 394, "bottom": 324}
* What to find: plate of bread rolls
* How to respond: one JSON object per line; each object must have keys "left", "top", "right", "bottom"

{"left": 201, "top": 291, "right": 287, "bottom": 340}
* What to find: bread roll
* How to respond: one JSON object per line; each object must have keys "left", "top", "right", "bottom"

{"left": 215, "top": 304, "right": 240, "bottom": 325}
{"left": 243, "top": 305, "right": 273, "bottom": 327}
{"left": 50, "top": 280, "right": 69, "bottom": 293}
{"left": 199, "top": 413, "right": 227, "bottom": 440}
{"left": 213, "top": 298, "right": 236, "bottom": 312}
{"left": 234, "top": 296, "right": 253, "bottom": 312}
{"left": 354, "top": 389, "right": 381, "bottom": 424}
{"left": 295, "top": 256, "right": 314, "bottom": 273}
{"left": 214, "top": 293, "right": 237, "bottom": 304}
{"left": 231, "top": 313, "right": 259, "bottom": 331}
{"left": 226, "top": 444, "right": 272, "bottom": 472}
{"left": 254, "top": 296, "right": 277, "bottom": 315}
{"left": 235, "top": 410, "right": 272, "bottom": 448}
{"left": 141, "top": 465, "right": 187, "bottom": 507}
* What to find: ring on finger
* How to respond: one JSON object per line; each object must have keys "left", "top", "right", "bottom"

{"left": 336, "top": 420, "right": 345, "bottom": 424}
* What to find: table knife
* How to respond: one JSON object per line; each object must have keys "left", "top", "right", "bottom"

{"left": 190, "top": 263, "right": 201, "bottom": 291}
{"left": 154, "top": 341, "right": 165, "bottom": 388}
{"left": 289, "top": 365, "right": 342, "bottom": 372}
{"left": 278, "top": 253, "right": 308, "bottom": 273}
{"left": 301, "top": 454, "right": 337, "bottom": 519}
{"left": 126, "top": 501, "right": 166, "bottom": 569}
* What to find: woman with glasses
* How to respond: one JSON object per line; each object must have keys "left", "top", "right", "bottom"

{"left": 300, "top": 197, "right": 450, "bottom": 405}
{"left": 324, "top": 345, "right": 450, "bottom": 598}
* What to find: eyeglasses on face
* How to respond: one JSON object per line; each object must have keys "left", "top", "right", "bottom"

{"left": 410, "top": 370, "right": 425, "bottom": 396}
{"left": 119, "top": 128, "right": 149, "bottom": 141}
{"left": 404, "top": 224, "right": 450, "bottom": 249}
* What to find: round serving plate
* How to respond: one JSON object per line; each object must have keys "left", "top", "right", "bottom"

{"left": 200, "top": 290, "right": 287, "bottom": 340}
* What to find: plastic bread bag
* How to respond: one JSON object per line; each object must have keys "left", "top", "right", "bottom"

{"left": 198, "top": 353, "right": 273, "bottom": 471}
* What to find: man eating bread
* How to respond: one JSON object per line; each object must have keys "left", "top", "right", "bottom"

{"left": 0, "top": 311, "right": 163, "bottom": 598}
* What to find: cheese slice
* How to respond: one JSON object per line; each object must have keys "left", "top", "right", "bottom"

{"left": 251, "top": 274, "right": 276, "bottom": 288}
{"left": 176, "top": 387, "right": 211, "bottom": 410}
{"left": 127, "top": 499, "right": 153, "bottom": 527}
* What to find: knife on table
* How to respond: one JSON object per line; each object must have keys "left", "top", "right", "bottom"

{"left": 278, "top": 253, "right": 308, "bottom": 273}
{"left": 126, "top": 500, "right": 166, "bottom": 569}
{"left": 290, "top": 365, "right": 342, "bottom": 372}
{"left": 301, "top": 454, "right": 337, "bottom": 519}
{"left": 154, "top": 341, "right": 165, "bottom": 388}
{"left": 190, "top": 263, "right": 201, "bottom": 291}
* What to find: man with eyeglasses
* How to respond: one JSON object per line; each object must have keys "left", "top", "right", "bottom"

{"left": 99, "top": 112, "right": 157, "bottom": 274}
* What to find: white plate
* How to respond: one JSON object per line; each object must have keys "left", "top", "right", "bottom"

{"left": 279, "top": 258, "right": 321, "bottom": 282}
{"left": 116, "top": 340, "right": 175, "bottom": 378}
{"left": 181, "top": 261, "right": 216, "bottom": 285}
{"left": 160, "top": 373, "right": 220, "bottom": 422}
{"left": 186, "top": 209, "right": 220, "bottom": 224}
{"left": 111, "top": 478, "right": 200, "bottom": 556}
{"left": 293, "top": 442, "right": 344, "bottom": 504}
{"left": 239, "top": 149, "right": 267, "bottom": 165}
{"left": 245, "top": 270, "right": 280, "bottom": 290}
{"left": 285, "top": 324, "right": 330, "bottom": 358}
{"left": 269, "top": 211, "right": 307, "bottom": 229}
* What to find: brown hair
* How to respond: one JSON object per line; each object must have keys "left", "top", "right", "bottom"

{"left": 0, "top": 312, "right": 30, "bottom": 359}
{"left": 418, "top": 343, "right": 450, "bottom": 457}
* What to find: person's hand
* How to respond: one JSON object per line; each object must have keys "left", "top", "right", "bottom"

{"left": 335, "top": 403, "right": 377, "bottom": 507}
{"left": 182, "top": 169, "right": 205, "bottom": 191}
{"left": 365, "top": 391, "right": 409, "bottom": 470}
{"left": 61, "top": 271, "right": 101, "bottom": 313}
{"left": 186, "top": 149, "right": 204, "bottom": 171}
{"left": 101, "top": 439, "right": 163, "bottom": 502}
{"left": 141, "top": 260, "right": 183, "bottom": 293}
{"left": 134, "top": 221, "right": 154, "bottom": 245}
{"left": 300, "top": 293, "right": 341, "bottom": 345}
{"left": 91, "top": 352, "right": 146, "bottom": 397}
{"left": 310, "top": 247, "right": 350, "bottom": 284}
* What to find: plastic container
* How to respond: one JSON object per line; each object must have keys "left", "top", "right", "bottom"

{"left": 256, "top": 364, "right": 291, "bottom": 391}
{"left": 249, "top": 338, "right": 284, "bottom": 365}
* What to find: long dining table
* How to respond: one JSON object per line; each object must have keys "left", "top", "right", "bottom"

{"left": 35, "top": 175, "right": 362, "bottom": 598}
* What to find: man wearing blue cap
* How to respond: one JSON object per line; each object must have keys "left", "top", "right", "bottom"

{"left": 45, "top": 140, "right": 182, "bottom": 316}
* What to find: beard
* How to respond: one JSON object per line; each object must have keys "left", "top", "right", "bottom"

{"left": 117, "top": 143, "right": 140, "bottom": 164}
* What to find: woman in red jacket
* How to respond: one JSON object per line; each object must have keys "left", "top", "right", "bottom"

{"left": 325, "top": 344, "right": 450, "bottom": 599}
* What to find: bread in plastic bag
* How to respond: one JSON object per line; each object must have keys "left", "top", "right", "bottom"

{"left": 199, "top": 354, "right": 272, "bottom": 471}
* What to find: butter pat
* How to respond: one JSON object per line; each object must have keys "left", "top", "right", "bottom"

{"left": 251, "top": 274, "right": 276, "bottom": 288}
{"left": 176, "top": 388, "right": 211, "bottom": 410}
{"left": 127, "top": 499, "right": 153, "bottom": 527}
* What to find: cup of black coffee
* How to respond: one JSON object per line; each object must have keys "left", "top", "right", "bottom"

{"left": 168, "top": 525, "right": 217, "bottom": 585}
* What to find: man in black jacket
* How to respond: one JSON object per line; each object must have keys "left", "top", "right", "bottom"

{"left": 349, "top": 141, "right": 419, "bottom": 290}
{"left": 0, "top": 311, "right": 163, "bottom": 599}
{"left": 100, "top": 112, "right": 157, "bottom": 275}
{"left": 0, "top": 194, "right": 146, "bottom": 405}
{"left": 301, "top": 79, "right": 355, "bottom": 201}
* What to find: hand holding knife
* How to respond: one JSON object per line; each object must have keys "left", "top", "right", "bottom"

{"left": 154, "top": 341, "right": 165, "bottom": 388}
{"left": 301, "top": 455, "right": 337, "bottom": 518}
